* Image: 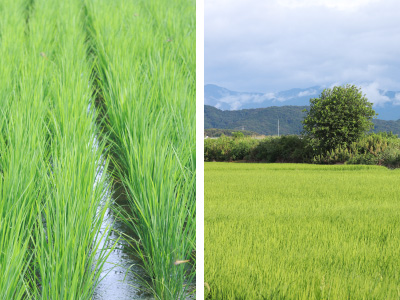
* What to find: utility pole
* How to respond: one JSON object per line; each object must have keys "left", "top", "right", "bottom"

{"left": 278, "top": 119, "right": 280, "bottom": 137}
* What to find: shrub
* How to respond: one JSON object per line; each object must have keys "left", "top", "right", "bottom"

{"left": 250, "top": 135, "right": 311, "bottom": 163}
{"left": 311, "top": 133, "right": 400, "bottom": 167}
{"left": 204, "top": 136, "right": 258, "bottom": 161}
{"left": 204, "top": 133, "right": 400, "bottom": 169}
{"left": 232, "top": 131, "right": 244, "bottom": 139}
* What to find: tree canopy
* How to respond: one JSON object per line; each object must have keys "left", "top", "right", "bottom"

{"left": 302, "top": 84, "right": 377, "bottom": 153}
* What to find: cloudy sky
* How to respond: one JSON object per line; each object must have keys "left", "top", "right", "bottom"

{"left": 205, "top": 0, "right": 400, "bottom": 94}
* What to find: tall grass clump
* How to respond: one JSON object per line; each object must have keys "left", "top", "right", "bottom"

{"left": 26, "top": 0, "right": 111, "bottom": 298}
{"left": 0, "top": 1, "right": 48, "bottom": 298}
{"left": 84, "top": 0, "right": 196, "bottom": 298}
{"left": 312, "top": 133, "right": 400, "bottom": 167}
{"left": 205, "top": 163, "right": 400, "bottom": 299}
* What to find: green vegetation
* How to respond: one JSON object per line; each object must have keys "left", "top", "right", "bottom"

{"left": 28, "top": 0, "right": 111, "bottom": 298}
{"left": 205, "top": 105, "right": 400, "bottom": 136}
{"left": 0, "top": 1, "right": 45, "bottom": 296}
{"left": 312, "top": 133, "right": 400, "bottom": 167}
{"left": 85, "top": 0, "right": 196, "bottom": 298}
{"left": 205, "top": 128, "right": 260, "bottom": 137}
{"left": 0, "top": 0, "right": 110, "bottom": 298}
{"left": 373, "top": 119, "right": 400, "bottom": 134}
{"left": 303, "top": 85, "right": 377, "bottom": 153}
{"left": 205, "top": 85, "right": 400, "bottom": 168}
{"left": 204, "top": 135, "right": 307, "bottom": 162}
{"left": 231, "top": 131, "right": 245, "bottom": 139}
{"left": 0, "top": 0, "right": 195, "bottom": 299}
{"left": 205, "top": 105, "right": 307, "bottom": 135}
{"left": 205, "top": 163, "right": 400, "bottom": 299}
{"left": 205, "top": 133, "right": 400, "bottom": 168}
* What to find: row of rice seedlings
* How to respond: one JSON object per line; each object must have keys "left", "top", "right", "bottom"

{"left": 25, "top": 0, "right": 111, "bottom": 298}
{"left": 84, "top": 0, "right": 196, "bottom": 298}
{"left": 205, "top": 163, "right": 400, "bottom": 299}
{"left": 0, "top": 0, "right": 48, "bottom": 298}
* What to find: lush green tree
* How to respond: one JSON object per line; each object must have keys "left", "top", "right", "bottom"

{"left": 232, "top": 131, "right": 244, "bottom": 139}
{"left": 302, "top": 84, "right": 377, "bottom": 153}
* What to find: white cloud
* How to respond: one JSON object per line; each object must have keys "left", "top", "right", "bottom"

{"left": 279, "top": 0, "right": 380, "bottom": 11}
{"left": 217, "top": 93, "right": 283, "bottom": 109}
{"left": 205, "top": 0, "right": 400, "bottom": 92}
{"left": 276, "top": 97, "right": 290, "bottom": 102}
{"left": 252, "top": 94, "right": 272, "bottom": 103}
{"left": 229, "top": 101, "right": 242, "bottom": 110}
{"left": 263, "top": 92, "right": 276, "bottom": 100}
{"left": 218, "top": 95, "right": 246, "bottom": 110}
{"left": 214, "top": 82, "right": 400, "bottom": 110}
{"left": 360, "top": 82, "right": 390, "bottom": 107}
{"left": 394, "top": 93, "right": 400, "bottom": 106}
{"left": 298, "top": 90, "right": 317, "bottom": 97}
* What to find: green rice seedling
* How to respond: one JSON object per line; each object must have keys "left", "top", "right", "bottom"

{"left": 0, "top": 1, "right": 48, "bottom": 298}
{"left": 25, "top": 0, "right": 111, "bottom": 298}
{"left": 205, "top": 163, "right": 400, "bottom": 299}
{"left": 84, "top": 0, "right": 196, "bottom": 298}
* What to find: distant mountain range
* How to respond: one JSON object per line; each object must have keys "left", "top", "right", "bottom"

{"left": 205, "top": 84, "right": 400, "bottom": 121}
{"left": 205, "top": 105, "right": 400, "bottom": 136}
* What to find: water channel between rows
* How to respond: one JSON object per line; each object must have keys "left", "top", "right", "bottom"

{"left": 92, "top": 204, "right": 153, "bottom": 300}
{"left": 90, "top": 131, "right": 153, "bottom": 299}
{"left": 90, "top": 117, "right": 194, "bottom": 299}
{"left": 92, "top": 162, "right": 195, "bottom": 300}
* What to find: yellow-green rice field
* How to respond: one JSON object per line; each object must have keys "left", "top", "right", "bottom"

{"left": 205, "top": 163, "right": 400, "bottom": 299}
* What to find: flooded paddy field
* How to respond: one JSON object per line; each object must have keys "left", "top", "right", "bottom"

{"left": 0, "top": 0, "right": 195, "bottom": 298}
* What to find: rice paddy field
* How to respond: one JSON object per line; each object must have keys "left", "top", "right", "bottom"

{"left": 0, "top": 0, "right": 195, "bottom": 299}
{"left": 205, "top": 163, "right": 400, "bottom": 299}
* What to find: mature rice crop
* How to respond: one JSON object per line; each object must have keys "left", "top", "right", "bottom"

{"left": 84, "top": 0, "right": 196, "bottom": 298}
{"left": 205, "top": 163, "right": 400, "bottom": 299}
